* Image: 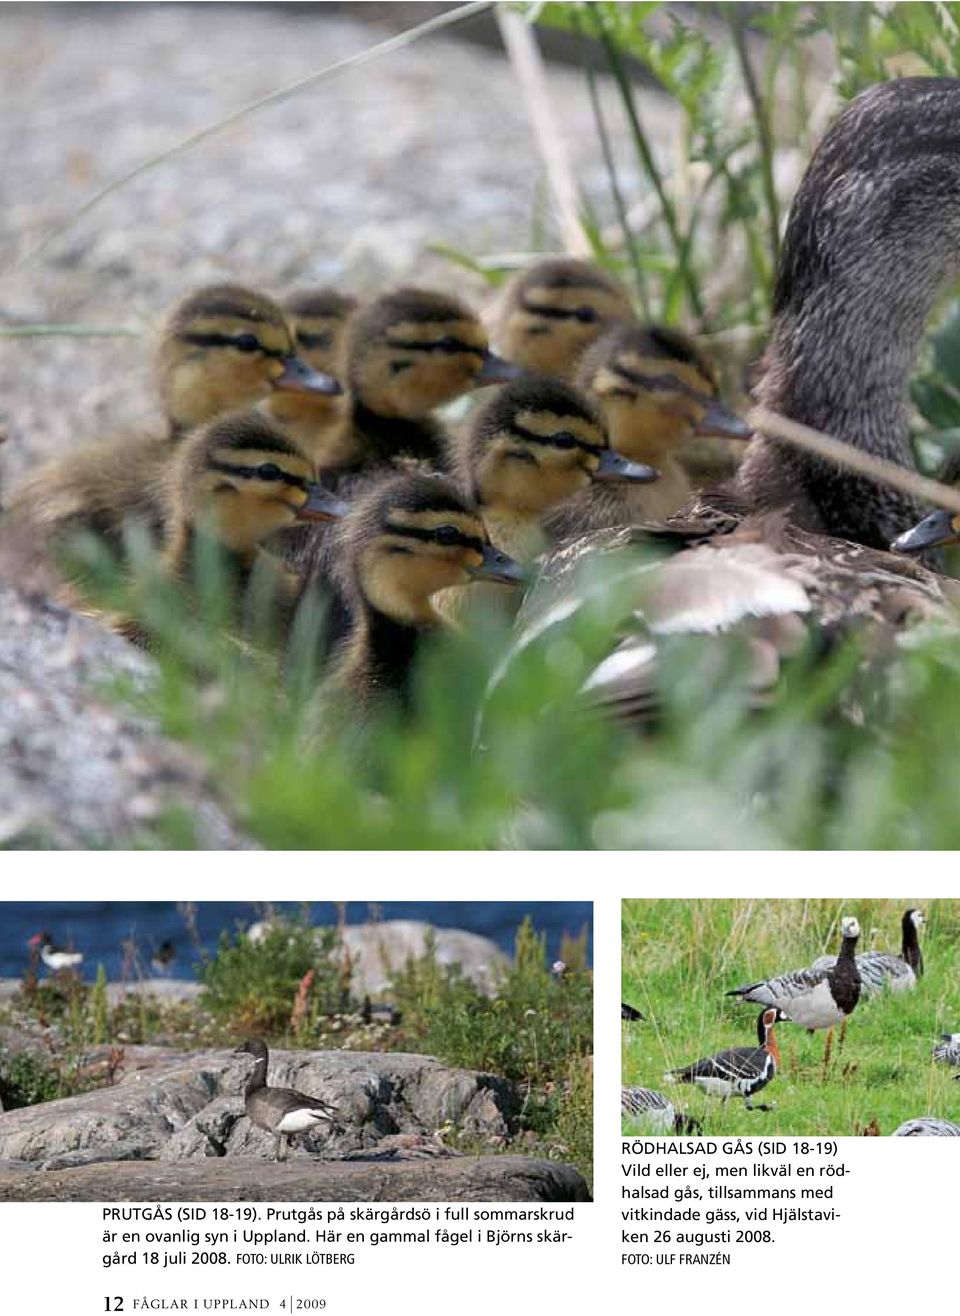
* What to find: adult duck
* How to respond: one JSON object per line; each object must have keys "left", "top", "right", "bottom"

{"left": 497, "top": 81, "right": 960, "bottom": 723}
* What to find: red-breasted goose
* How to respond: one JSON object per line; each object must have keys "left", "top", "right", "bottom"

{"left": 933, "top": 1034, "right": 960, "bottom": 1067}
{"left": 621, "top": 1086, "right": 703, "bottom": 1134}
{"left": 28, "top": 932, "right": 83, "bottom": 972}
{"left": 235, "top": 1040, "right": 337, "bottom": 1161}
{"left": 811, "top": 908, "right": 923, "bottom": 996}
{"left": 664, "top": 1007, "right": 784, "bottom": 1111}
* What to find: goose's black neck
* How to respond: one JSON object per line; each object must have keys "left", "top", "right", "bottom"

{"left": 244, "top": 1057, "right": 268, "bottom": 1097}
{"left": 743, "top": 78, "right": 960, "bottom": 549}
{"left": 902, "top": 912, "right": 924, "bottom": 975}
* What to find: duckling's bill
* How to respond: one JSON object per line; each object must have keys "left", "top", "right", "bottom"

{"left": 475, "top": 350, "right": 527, "bottom": 386}
{"left": 595, "top": 449, "right": 660, "bottom": 484}
{"left": 274, "top": 355, "right": 343, "bottom": 396}
{"left": 297, "top": 483, "right": 350, "bottom": 523}
{"left": 469, "top": 544, "right": 527, "bottom": 585}
{"left": 891, "top": 506, "right": 960, "bottom": 553}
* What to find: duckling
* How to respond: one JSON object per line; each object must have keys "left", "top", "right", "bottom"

{"left": 154, "top": 410, "right": 345, "bottom": 634}
{"left": 545, "top": 322, "right": 751, "bottom": 533}
{"left": 333, "top": 286, "right": 524, "bottom": 478}
{"left": 435, "top": 377, "right": 656, "bottom": 622}
{"left": 494, "top": 257, "right": 635, "bottom": 380}
{"left": 266, "top": 287, "right": 357, "bottom": 468}
{"left": 2, "top": 284, "right": 340, "bottom": 561}
{"left": 320, "top": 471, "right": 524, "bottom": 710}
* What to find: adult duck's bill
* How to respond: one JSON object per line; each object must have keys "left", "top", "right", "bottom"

{"left": 891, "top": 507, "right": 960, "bottom": 553}
{"left": 475, "top": 350, "right": 527, "bottom": 385}
{"left": 275, "top": 355, "right": 343, "bottom": 396}
{"left": 695, "top": 399, "right": 752, "bottom": 440}
{"left": 297, "top": 483, "right": 350, "bottom": 523}
{"left": 469, "top": 544, "right": 527, "bottom": 585}
{"left": 595, "top": 449, "right": 660, "bottom": 484}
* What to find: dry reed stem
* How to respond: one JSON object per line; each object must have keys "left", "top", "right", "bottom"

{"left": 496, "top": 7, "right": 591, "bottom": 257}
{"left": 750, "top": 405, "right": 960, "bottom": 515}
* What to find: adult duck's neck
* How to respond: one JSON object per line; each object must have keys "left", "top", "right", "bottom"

{"left": 739, "top": 78, "right": 960, "bottom": 550}
{"left": 742, "top": 270, "right": 937, "bottom": 550}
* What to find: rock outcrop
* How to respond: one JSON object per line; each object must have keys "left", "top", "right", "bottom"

{"left": 0, "top": 1045, "right": 589, "bottom": 1200}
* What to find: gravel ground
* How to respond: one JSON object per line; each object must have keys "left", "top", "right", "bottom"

{"left": 0, "top": 1, "right": 675, "bottom": 474}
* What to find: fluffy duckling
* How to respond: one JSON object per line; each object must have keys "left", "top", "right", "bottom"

{"left": 266, "top": 287, "right": 358, "bottom": 467}
{"left": 146, "top": 410, "right": 344, "bottom": 641}
{"left": 436, "top": 377, "right": 657, "bottom": 622}
{"left": 333, "top": 286, "right": 523, "bottom": 478}
{"left": 546, "top": 322, "right": 750, "bottom": 534}
{"left": 3, "top": 284, "right": 340, "bottom": 557}
{"left": 321, "top": 472, "right": 524, "bottom": 709}
{"left": 494, "top": 257, "right": 636, "bottom": 380}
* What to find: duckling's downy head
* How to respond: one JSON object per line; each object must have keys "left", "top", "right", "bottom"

{"left": 266, "top": 287, "right": 357, "bottom": 459}
{"left": 157, "top": 284, "right": 341, "bottom": 436}
{"left": 577, "top": 322, "right": 749, "bottom": 463}
{"left": 346, "top": 287, "right": 522, "bottom": 420}
{"left": 463, "top": 377, "right": 658, "bottom": 517}
{"left": 496, "top": 257, "right": 635, "bottom": 378}
{"left": 170, "top": 410, "right": 346, "bottom": 554}
{"left": 343, "top": 472, "right": 524, "bottom": 623}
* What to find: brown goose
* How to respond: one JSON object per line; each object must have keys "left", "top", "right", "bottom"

{"left": 235, "top": 1040, "right": 337, "bottom": 1162}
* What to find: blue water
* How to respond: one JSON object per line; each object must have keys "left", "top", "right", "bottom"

{"left": 0, "top": 902, "right": 592, "bottom": 981}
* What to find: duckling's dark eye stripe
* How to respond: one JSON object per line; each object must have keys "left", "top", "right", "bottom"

{"left": 296, "top": 331, "right": 333, "bottom": 350}
{"left": 178, "top": 332, "right": 288, "bottom": 360}
{"left": 520, "top": 297, "right": 598, "bottom": 323}
{"left": 614, "top": 363, "right": 714, "bottom": 406}
{"left": 386, "top": 338, "right": 484, "bottom": 358}
{"left": 510, "top": 420, "right": 605, "bottom": 457}
{"left": 383, "top": 521, "right": 484, "bottom": 553}
{"left": 207, "top": 459, "right": 308, "bottom": 490}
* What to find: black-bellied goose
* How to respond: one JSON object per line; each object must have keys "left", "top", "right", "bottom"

{"left": 235, "top": 1040, "right": 337, "bottom": 1161}
{"left": 28, "top": 931, "right": 83, "bottom": 972}
{"left": 664, "top": 1007, "right": 783, "bottom": 1111}
{"left": 621, "top": 1086, "right": 703, "bottom": 1134}
{"left": 811, "top": 908, "right": 923, "bottom": 996}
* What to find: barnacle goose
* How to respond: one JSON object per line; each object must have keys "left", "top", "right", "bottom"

{"left": 811, "top": 908, "right": 923, "bottom": 996}
{"left": 727, "top": 916, "right": 862, "bottom": 1032}
{"left": 621, "top": 1086, "right": 703, "bottom": 1134}
{"left": 933, "top": 1034, "right": 960, "bottom": 1068}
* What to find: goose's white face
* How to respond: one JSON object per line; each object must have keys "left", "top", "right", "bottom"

{"left": 909, "top": 910, "right": 924, "bottom": 929}
{"left": 842, "top": 917, "right": 861, "bottom": 939}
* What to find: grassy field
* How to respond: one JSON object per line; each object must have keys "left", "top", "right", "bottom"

{"left": 621, "top": 899, "right": 960, "bottom": 1136}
